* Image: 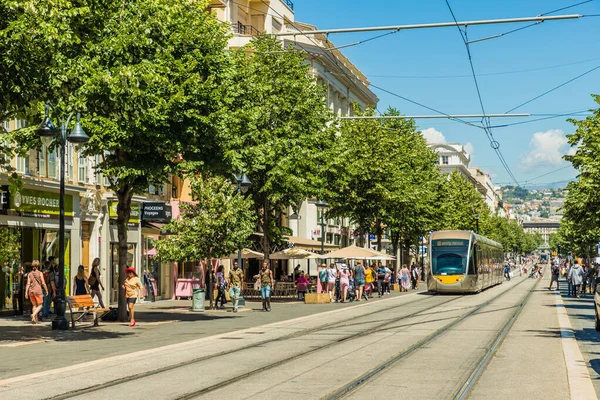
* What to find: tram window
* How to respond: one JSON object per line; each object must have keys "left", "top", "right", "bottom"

{"left": 431, "top": 239, "right": 469, "bottom": 275}
{"left": 468, "top": 244, "right": 478, "bottom": 275}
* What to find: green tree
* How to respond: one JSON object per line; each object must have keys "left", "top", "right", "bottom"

{"left": 7, "top": 0, "right": 232, "bottom": 321}
{"left": 154, "top": 173, "right": 255, "bottom": 307}
{"left": 223, "top": 35, "right": 335, "bottom": 257}
{"left": 440, "top": 171, "right": 489, "bottom": 233}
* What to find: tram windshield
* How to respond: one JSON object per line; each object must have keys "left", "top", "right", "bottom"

{"left": 431, "top": 239, "right": 469, "bottom": 275}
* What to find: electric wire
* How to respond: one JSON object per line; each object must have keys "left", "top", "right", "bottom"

{"left": 445, "top": 0, "right": 520, "bottom": 186}
{"left": 541, "top": 0, "right": 593, "bottom": 16}
{"left": 367, "top": 56, "right": 600, "bottom": 79}
{"left": 489, "top": 109, "right": 592, "bottom": 128}
{"left": 505, "top": 64, "right": 600, "bottom": 113}
{"left": 323, "top": 29, "right": 401, "bottom": 51}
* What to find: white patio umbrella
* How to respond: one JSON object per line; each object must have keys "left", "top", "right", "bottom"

{"left": 311, "top": 245, "right": 395, "bottom": 260}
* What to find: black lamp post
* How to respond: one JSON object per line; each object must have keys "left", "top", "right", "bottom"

{"left": 36, "top": 103, "right": 89, "bottom": 330}
{"left": 315, "top": 200, "right": 329, "bottom": 263}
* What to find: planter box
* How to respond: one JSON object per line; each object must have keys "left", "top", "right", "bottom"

{"left": 392, "top": 284, "right": 401, "bottom": 292}
{"left": 304, "top": 293, "right": 331, "bottom": 304}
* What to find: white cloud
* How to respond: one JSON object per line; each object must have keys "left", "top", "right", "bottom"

{"left": 521, "top": 129, "right": 572, "bottom": 168}
{"left": 421, "top": 127, "right": 446, "bottom": 144}
{"left": 464, "top": 142, "right": 475, "bottom": 157}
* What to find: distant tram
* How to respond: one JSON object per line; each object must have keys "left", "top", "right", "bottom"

{"left": 428, "top": 230, "right": 504, "bottom": 293}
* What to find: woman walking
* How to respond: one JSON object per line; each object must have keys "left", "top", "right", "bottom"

{"left": 339, "top": 266, "right": 351, "bottom": 303}
{"left": 400, "top": 265, "right": 411, "bottom": 292}
{"left": 354, "top": 261, "right": 366, "bottom": 301}
{"left": 215, "top": 265, "right": 227, "bottom": 309}
{"left": 295, "top": 272, "right": 310, "bottom": 301}
{"left": 25, "top": 260, "right": 47, "bottom": 324}
{"left": 326, "top": 263, "right": 337, "bottom": 302}
{"left": 88, "top": 258, "right": 105, "bottom": 308}
{"left": 365, "top": 264, "right": 376, "bottom": 299}
{"left": 123, "top": 266, "right": 143, "bottom": 326}
{"left": 73, "top": 265, "right": 89, "bottom": 295}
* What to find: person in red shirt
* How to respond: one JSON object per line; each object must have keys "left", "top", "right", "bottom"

{"left": 296, "top": 273, "right": 311, "bottom": 301}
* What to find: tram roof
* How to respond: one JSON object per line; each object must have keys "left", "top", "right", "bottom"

{"left": 430, "top": 230, "right": 503, "bottom": 249}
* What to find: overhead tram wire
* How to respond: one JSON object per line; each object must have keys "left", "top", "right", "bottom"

{"left": 444, "top": 0, "right": 520, "bottom": 187}
{"left": 489, "top": 109, "right": 592, "bottom": 128}
{"left": 505, "top": 64, "right": 600, "bottom": 113}
{"left": 466, "top": 0, "right": 595, "bottom": 44}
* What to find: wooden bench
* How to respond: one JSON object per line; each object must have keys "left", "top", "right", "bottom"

{"left": 66, "top": 294, "right": 109, "bottom": 328}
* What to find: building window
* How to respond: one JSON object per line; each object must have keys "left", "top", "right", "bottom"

{"left": 93, "top": 155, "right": 101, "bottom": 185}
{"left": 2, "top": 121, "right": 10, "bottom": 132}
{"left": 48, "top": 147, "right": 57, "bottom": 179}
{"left": 15, "top": 120, "right": 28, "bottom": 130}
{"left": 38, "top": 146, "right": 46, "bottom": 177}
{"left": 441, "top": 155, "right": 449, "bottom": 165}
{"left": 78, "top": 153, "right": 87, "bottom": 183}
{"left": 16, "top": 152, "right": 30, "bottom": 174}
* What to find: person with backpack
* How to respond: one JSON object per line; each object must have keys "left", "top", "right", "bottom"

{"left": 549, "top": 263, "right": 560, "bottom": 291}
{"left": 376, "top": 264, "right": 386, "bottom": 297}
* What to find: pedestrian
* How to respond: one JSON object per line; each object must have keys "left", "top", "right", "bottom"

{"left": 567, "top": 264, "right": 573, "bottom": 296}
{"left": 384, "top": 265, "right": 392, "bottom": 294}
{"left": 228, "top": 260, "right": 244, "bottom": 313}
{"left": 42, "top": 261, "right": 56, "bottom": 319}
{"left": 354, "top": 261, "right": 366, "bottom": 301}
{"left": 326, "top": 263, "right": 337, "bottom": 302}
{"left": 123, "top": 266, "right": 142, "bottom": 326}
{"left": 339, "top": 265, "right": 351, "bottom": 303}
{"left": 400, "top": 265, "right": 410, "bottom": 292}
{"left": 504, "top": 262, "right": 511, "bottom": 281}
{"left": 25, "top": 261, "right": 47, "bottom": 324}
{"left": 376, "top": 264, "right": 386, "bottom": 297}
{"left": 88, "top": 258, "right": 105, "bottom": 308}
{"left": 318, "top": 264, "right": 328, "bottom": 294}
{"left": 365, "top": 264, "right": 376, "bottom": 298}
{"left": 568, "top": 261, "right": 584, "bottom": 299}
{"left": 411, "top": 264, "right": 419, "bottom": 289}
{"left": 72, "top": 265, "right": 89, "bottom": 295}
{"left": 549, "top": 262, "right": 560, "bottom": 291}
{"left": 254, "top": 261, "right": 274, "bottom": 311}
{"left": 581, "top": 265, "right": 588, "bottom": 296}
{"left": 587, "top": 264, "right": 596, "bottom": 294}
{"left": 215, "top": 265, "right": 227, "bottom": 309}
{"left": 295, "top": 272, "right": 310, "bottom": 301}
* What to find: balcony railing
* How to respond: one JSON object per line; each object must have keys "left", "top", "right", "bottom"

{"left": 234, "top": 22, "right": 260, "bottom": 36}
{"left": 283, "top": 0, "right": 294, "bottom": 10}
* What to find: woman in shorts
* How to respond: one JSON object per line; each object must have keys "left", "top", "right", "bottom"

{"left": 123, "top": 266, "right": 142, "bottom": 326}
{"left": 25, "top": 260, "right": 47, "bottom": 324}
{"left": 339, "top": 266, "right": 351, "bottom": 303}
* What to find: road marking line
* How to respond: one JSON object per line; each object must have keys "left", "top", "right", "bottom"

{"left": 555, "top": 292, "right": 597, "bottom": 400}
{"left": 0, "top": 291, "right": 422, "bottom": 387}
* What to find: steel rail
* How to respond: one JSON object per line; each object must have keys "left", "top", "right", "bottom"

{"left": 173, "top": 295, "right": 463, "bottom": 400}
{"left": 322, "top": 276, "right": 533, "bottom": 399}
{"left": 451, "top": 275, "right": 542, "bottom": 399}
{"left": 45, "top": 293, "right": 449, "bottom": 400}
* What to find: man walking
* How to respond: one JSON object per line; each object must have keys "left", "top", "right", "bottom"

{"left": 255, "top": 261, "right": 274, "bottom": 311}
{"left": 504, "top": 262, "right": 511, "bottom": 281}
{"left": 569, "top": 261, "right": 584, "bottom": 299}
{"left": 228, "top": 260, "right": 244, "bottom": 313}
{"left": 549, "top": 263, "right": 560, "bottom": 291}
{"left": 376, "top": 264, "right": 386, "bottom": 297}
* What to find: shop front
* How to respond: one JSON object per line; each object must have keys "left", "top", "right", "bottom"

{"left": 0, "top": 185, "right": 79, "bottom": 315}
{"left": 140, "top": 202, "right": 173, "bottom": 300}
{"left": 107, "top": 202, "right": 140, "bottom": 304}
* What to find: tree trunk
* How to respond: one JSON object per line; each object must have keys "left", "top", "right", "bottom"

{"left": 262, "top": 198, "right": 271, "bottom": 260}
{"left": 375, "top": 218, "right": 382, "bottom": 252}
{"left": 116, "top": 184, "right": 134, "bottom": 322}
{"left": 391, "top": 230, "right": 400, "bottom": 271}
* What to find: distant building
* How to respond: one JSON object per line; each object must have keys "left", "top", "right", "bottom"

{"left": 522, "top": 220, "right": 560, "bottom": 248}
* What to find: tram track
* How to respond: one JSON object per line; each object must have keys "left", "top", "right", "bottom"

{"left": 322, "top": 276, "right": 535, "bottom": 400}
{"left": 45, "top": 292, "right": 453, "bottom": 400}
{"left": 451, "top": 277, "right": 542, "bottom": 400}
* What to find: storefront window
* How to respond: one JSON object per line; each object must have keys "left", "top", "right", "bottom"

{"left": 0, "top": 226, "right": 22, "bottom": 312}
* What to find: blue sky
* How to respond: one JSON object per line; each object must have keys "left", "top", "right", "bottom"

{"left": 294, "top": 0, "right": 600, "bottom": 187}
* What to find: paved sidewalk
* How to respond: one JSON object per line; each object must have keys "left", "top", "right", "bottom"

{"left": 0, "top": 282, "right": 426, "bottom": 380}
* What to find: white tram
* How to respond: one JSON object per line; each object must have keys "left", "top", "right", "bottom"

{"left": 428, "top": 230, "right": 504, "bottom": 294}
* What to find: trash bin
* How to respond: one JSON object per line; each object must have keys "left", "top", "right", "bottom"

{"left": 192, "top": 289, "right": 205, "bottom": 312}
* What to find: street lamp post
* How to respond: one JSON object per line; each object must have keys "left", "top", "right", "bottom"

{"left": 233, "top": 172, "right": 251, "bottom": 307}
{"left": 36, "top": 103, "right": 90, "bottom": 330}
{"left": 315, "top": 200, "right": 329, "bottom": 264}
